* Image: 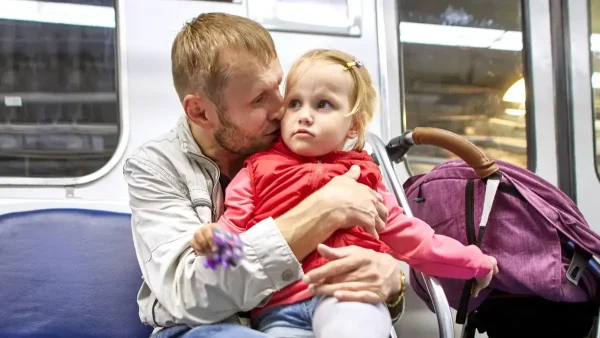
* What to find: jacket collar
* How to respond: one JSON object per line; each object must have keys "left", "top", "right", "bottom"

{"left": 174, "top": 116, "right": 222, "bottom": 183}
{"left": 270, "top": 135, "right": 372, "bottom": 163}
{"left": 175, "top": 115, "right": 205, "bottom": 157}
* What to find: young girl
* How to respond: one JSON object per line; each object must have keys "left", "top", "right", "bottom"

{"left": 191, "top": 49, "right": 498, "bottom": 337}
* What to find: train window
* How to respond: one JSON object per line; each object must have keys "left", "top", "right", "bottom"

{"left": 0, "top": 0, "right": 119, "bottom": 179}
{"left": 591, "top": 0, "right": 600, "bottom": 176}
{"left": 397, "top": 1, "right": 529, "bottom": 175}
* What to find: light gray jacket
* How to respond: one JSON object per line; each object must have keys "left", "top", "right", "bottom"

{"left": 123, "top": 116, "right": 303, "bottom": 332}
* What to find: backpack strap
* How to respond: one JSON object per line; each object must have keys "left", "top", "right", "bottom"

{"left": 566, "top": 243, "right": 593, "bottom": 286}
{"left": 456, "top": 173, "right": 501, "bottom": 326}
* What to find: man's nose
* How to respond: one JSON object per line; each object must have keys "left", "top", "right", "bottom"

{"left": 269, "top": 91, "right": 285, "bottom": 121}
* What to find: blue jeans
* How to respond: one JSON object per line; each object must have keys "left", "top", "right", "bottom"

{"left": 253, "top": 296, "right": 320, "bottom": 335}
{"left": 253, "top": 296, "right": 392, "bottom": 338}
{"left": 153, "top": 323, "right": 268, "bottom": 338}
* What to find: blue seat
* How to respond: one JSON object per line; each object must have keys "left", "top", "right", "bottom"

{"left": 0, "top": 206, "right": 403, "bottom": 338}
{"left": 0, "top": 208, "right": 153, "bottom": 338}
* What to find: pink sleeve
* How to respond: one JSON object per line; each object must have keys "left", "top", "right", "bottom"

{"left": 214, "top": 167, "right": 256, "bottom": 234}
{"left": 376, "top": 179, "right": 492, "bottom": 279}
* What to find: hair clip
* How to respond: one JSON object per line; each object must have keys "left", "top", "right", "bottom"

{"left": 344, "top": 60, "right": 363, "bottom": 71}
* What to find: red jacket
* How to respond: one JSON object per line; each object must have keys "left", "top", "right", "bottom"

{"left": 215, "top": 137, "right": 493, "bottom": 314}
{"left": 242, "top": 137, "right": 391, "bottom": 310}
{"left": 246, "top": 137, "right": 391, "bottom": 250}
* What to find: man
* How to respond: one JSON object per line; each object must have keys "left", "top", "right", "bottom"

{"left": 123, "top": 12, "right": 405, "bottom": 338}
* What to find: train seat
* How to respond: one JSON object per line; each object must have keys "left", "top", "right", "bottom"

{"left": 0, "top": 206, "right": 402, "bottom": 338}
{"left": 0, "top": 208, "right": 152, "bottom": 338}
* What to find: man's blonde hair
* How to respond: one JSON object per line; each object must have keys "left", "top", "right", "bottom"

{"left": 171, "top": 13, "right": 278, "bottom": 108}
{"left": 285, "top": 49, "right": 377, "bottom": 150}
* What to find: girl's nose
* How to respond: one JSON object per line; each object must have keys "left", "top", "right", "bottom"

{"left": 298, "top": 110, "right": 314, "bottom": 125}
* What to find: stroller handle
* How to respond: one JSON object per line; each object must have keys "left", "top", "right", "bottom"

{"left": 409, "top": 127, "right": 500, "bottom": 179}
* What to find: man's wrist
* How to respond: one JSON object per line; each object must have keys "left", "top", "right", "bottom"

{"left": 386, "top": 269, "right": 406, "bottom": 323}
{"left": 386, "top": 269, "right": 406, "bottom": 306}
{"left": 313, "top": 195, "right": 346, "bottom": 233}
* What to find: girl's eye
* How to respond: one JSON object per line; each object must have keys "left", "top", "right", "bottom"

{"left": 289, "top": 100, "right": 301, "bottom": 108}
{"left": 317, "top": 100, "right": 333, "bottom": 109}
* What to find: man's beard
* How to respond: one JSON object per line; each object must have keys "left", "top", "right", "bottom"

{"left": 214, "top": 111, "right": 272, "bottom": 156}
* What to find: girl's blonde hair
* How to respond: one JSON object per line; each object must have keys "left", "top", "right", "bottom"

{"left": 285, "top": 49, "right": 377, "bottom": 150}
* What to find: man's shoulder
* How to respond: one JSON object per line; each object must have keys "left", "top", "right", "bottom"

{"left": 123, "top": 127, "right": 192, "bottom": 187}
{"left": 127, "top": 128, "right": 181, "bottom": 164}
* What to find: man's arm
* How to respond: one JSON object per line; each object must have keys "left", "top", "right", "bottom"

{"left": 124, "top": 157, "right": 303, "bottom": 325}
{"left": 274, "top": 197, "right": 342, "bottom": 261}
{"left": 210, "top": 167, "right": 342, "bottom": 262}
{"left": 274, "top": 165, "right": 387, "bottom": 261}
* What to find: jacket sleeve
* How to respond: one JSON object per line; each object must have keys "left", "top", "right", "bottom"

{"left": 215, "top": 168, "right": 255, "bottom": 233}
{"left": 376, "top": 179, "right": 492, "bottom": 279}
{"left": 124, "top": 157, "right": 303, "bottom": 325}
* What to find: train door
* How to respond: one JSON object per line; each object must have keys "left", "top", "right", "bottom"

{"left": 567, "top": 0, "right": 600, "bottom": 232}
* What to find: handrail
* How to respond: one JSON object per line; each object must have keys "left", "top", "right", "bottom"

{"left": 367, "top": 132, "right": 455, "bottom": 338}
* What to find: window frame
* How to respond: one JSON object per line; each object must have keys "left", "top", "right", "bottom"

{"left": 0, "top": 0, "right": 129, "bottom": 186}
{"left": 376, "top": 0, "right": 538, "bottom": 177}
{"left": 247, "top": 0, "right": 363, "bottom": 37}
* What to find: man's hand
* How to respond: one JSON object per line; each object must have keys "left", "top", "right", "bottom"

{"left": 315, "top": 165, "right": 388, "bottom": 238}
{"left": 303, "top": 244, "right": 402, "bottom": 303}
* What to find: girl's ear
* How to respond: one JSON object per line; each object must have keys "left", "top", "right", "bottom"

{"left": 347, "top": 118, "right": 360, "bottom": 139}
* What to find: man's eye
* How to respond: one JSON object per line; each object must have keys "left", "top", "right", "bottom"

{"left": 253, "top": 94, "right": 265, "bottom": 104}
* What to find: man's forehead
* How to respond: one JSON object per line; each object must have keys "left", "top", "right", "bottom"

{"left": 250, "top": 59, "right": 283, "bottom": 85}
{"left": 230, "top": 59, "right": 283, "bottom": 90}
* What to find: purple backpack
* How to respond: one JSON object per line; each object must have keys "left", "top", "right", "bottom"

{"left": 403, "top": 158, "right": 600, "bottom": 326}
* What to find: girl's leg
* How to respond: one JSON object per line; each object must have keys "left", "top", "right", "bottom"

{"left": 312, "top": 296, "right": 392, "bottom": 338}
{"left": 253, "top": 298, "right": 316, "bottom": 338}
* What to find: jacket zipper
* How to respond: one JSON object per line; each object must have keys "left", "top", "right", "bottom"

{"left": 187, "top": 152, "right": 220, "bottom": 221}
{"left": 314, "top": 159, "right": 327, "bottom": 266}
{"left": 151, "top": 298, "right": 161, "bottom": 327}
{"left": 314, "top": 159, "right": 322, "bottom": 190}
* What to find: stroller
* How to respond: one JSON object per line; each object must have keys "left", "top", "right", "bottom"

{"left": 367, "top": 128, "right": 600, "bottom": 338}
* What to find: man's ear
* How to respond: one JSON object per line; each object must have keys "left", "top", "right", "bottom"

{"left": 183, "top": 94, "right": 217, "bottom": 129}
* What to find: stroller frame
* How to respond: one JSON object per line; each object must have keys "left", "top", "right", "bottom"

{"left": 368, "top": 132, "right": 455, "bottom": 338}
{"left": 368, "top": 130, "right": 600, "bottom": 338}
